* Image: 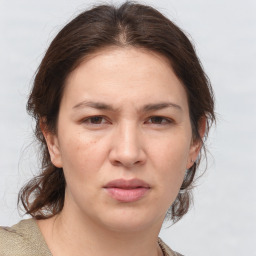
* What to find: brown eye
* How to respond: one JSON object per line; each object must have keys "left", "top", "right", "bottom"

{"left": 82, "top": 116, "right": 108, "bottom": 125}
{"left": 147, "top": 116, "right": 172, "bottom": 125}
{"left": 89, "top": 116, "right": 104, "bottom": 124}
{"left": 150, "top": 117, "right": 164, "bottom": 124}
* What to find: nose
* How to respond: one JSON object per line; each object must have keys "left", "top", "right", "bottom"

{"left": 109, "top": 122, "right": 146, "bottom": 168}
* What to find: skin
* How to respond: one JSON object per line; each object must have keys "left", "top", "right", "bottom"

{"left": 39, "top": 47, "right": 204, "bottom": 256}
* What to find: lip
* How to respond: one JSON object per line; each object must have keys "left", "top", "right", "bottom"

{"left": 104, "top": 179, "right": 151, "bottom": 202}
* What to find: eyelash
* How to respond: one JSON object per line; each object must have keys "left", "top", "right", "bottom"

{"left": 82, "top": 116, "right": 109, "bottom": 125}
{"left": 145, "top": 116, "right": 173, "bottom": 125}
{"left": 81, "top": 116, "right": 173, "bottom": 126}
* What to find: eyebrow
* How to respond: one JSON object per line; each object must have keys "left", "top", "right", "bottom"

{"left": 73, "top": 101, "right": 118, "bottom": 111}
{"left": 72, "top": 101, "right": 182, "bottom": 112}
{"left": 142, "top": 102, "right": 182, "bottom": 112}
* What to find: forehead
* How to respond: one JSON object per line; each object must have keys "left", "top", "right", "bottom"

{"left": 62, "top": 47, "right": 189, "bottom": 111}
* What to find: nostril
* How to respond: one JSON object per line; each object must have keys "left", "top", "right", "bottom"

{"left": 111, "top": 160, "right": 123, "bottom": 167}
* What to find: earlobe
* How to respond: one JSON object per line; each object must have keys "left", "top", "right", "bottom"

{"left": 40, "top": 119, "right": 63, "bottom": 168}
{"left": 186, "top": 116, "right": 207, "bottom": 169}
{"left": 186, "top": 140, "right": 201, "bottom": 170}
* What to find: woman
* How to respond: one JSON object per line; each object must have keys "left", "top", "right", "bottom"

{"left": 0, "top": 2, "right": 215, "bottom": 256}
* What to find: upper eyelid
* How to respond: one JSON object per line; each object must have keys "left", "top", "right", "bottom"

{"left": 81, "top": 115, "right": 110, "bottom": 124}
{"left": 80, "top": 115, "right": 174, "bottom": 124}
{"left": 145, "top": 116, "right": 174, "bottom": 123}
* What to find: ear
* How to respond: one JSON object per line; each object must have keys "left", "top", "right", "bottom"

{"left": 186, "top": 116, "right": 207, "bottom": 169}
{"left": 40, "top": 119, "right": 63, "bottom": 168}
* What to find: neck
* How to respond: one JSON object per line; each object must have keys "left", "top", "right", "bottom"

{"left": 38, "top": 205, "right": 164, "bottom": 256}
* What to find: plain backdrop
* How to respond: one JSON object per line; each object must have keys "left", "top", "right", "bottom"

{"left": 0, "top": 0, "right": 255, "bottom": 255}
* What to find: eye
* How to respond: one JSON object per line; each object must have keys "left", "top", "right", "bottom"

{"left": 82, "top": 116, "right": 110, "bottom": 125}
{"left": 145, "top": 116, "right": 173, "bottom": 125}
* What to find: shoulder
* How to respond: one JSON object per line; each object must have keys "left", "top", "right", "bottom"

{"left": 0, "top": 218, "right": 52, "bottom": 256}
{"left": 158, "top": 237, "right": 184, "bottom": 256}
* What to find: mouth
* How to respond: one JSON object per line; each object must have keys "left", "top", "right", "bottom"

{"left": 103, "top": 179, "right": 151, "bottom": 203}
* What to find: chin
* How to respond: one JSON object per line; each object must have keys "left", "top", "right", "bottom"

{"left": 96, "top": 207, "right": 164, "bottom": 233}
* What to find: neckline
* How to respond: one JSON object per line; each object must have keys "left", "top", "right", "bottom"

{"left": 31, "top": 218, "right": 174, "bottom": 256}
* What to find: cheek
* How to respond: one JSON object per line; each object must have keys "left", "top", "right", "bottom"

{"left": 59, "top": 131, "right": 105, "bottom": 182}
{"left": 149, "top": 134, "right": 191, "bottom": 193}
{"left": 150, "top": 133, "right": 191, "bottom": 170}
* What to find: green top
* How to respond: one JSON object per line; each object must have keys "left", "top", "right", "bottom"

{"left": 0, "top": 219, "right": 182, "bottom": 256}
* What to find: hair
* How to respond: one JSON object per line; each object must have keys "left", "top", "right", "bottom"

{"left": 18, "top": 1, "right": 215, "bottom": 223}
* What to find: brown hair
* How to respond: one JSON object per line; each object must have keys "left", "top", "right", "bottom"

{"left": 18, "top": 1, "right": 215, "bottom": 223}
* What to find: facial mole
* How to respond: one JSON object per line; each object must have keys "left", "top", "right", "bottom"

{"left": 89, "top": 140, "right": 98, "bottom": 145}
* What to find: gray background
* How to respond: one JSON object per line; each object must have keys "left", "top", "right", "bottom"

{"left": 0, "top": 0, "right": 255, "bottom": 255}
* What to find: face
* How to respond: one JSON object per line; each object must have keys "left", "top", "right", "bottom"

{"left": 44, "top": 47, "right": 202, "bottom": 232}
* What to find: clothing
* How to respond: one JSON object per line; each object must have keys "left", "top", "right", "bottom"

{"left": 0, "top": 219, "right": 183, "bottom": 256}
